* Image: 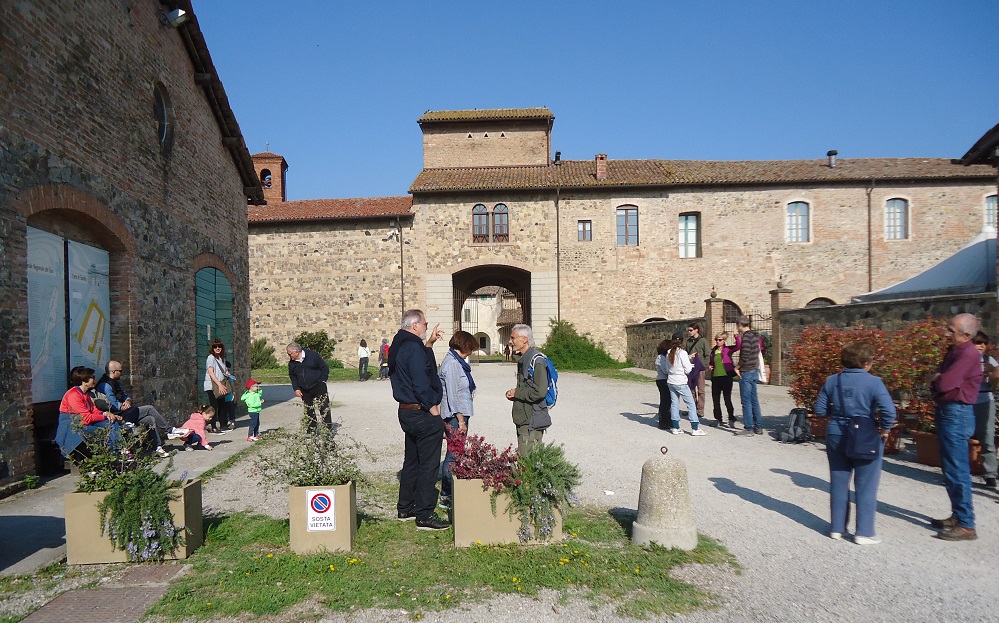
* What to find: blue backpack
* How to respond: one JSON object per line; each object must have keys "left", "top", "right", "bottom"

{"left": 528, "top": 353, "right": 559, "bottom": 409}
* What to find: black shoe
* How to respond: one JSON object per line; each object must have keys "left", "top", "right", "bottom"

{"left": 754, "top": 428, "right": 763, "bottom": 435}
{"left": 397, "top": 509, "right": 417, "bottom": 521}
{"left": 985, "top": 477, "right": 997, "bottom": 489}
{"left": 415, "top": 516, "right": 450, "bottom": 530}
{"left": 728, "top": 419, "right": 738, "bottom": 428}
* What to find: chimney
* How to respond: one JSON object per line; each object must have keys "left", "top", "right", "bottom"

{"left": 827, "top": 149, "right": 838, "bottom": 168}
{"left": 595, "top": 153, "right": 607, "bottom": 181}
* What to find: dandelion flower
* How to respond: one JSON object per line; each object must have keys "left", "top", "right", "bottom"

{"left": 267, "top": 553, "right": 274, "bottom": 558}
{"left": 329, "top": 565, "right": 336, "bottom": 571}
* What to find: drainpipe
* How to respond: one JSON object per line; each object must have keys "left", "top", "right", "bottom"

{"left": 555, "top": 185, "right": 561, "bottom": 321}
{"left": 866, "top": 179, "right": 875, "bottom": 292}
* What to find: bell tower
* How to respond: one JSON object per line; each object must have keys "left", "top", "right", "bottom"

{"left": 251, "top": 152, "right": 288, "bottom": 204}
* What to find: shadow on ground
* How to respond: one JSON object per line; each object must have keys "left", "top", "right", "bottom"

{"left": 709, "top": 477, "right": 826, "bottom": 534}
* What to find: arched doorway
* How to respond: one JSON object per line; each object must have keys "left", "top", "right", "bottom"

{"left": 195, "top": 268, "right": 234, "bottom": 388}
{"left": 452, "top": 265, "right": 531, "bottom": 351}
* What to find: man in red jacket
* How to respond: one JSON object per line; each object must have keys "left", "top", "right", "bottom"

{"left": 928, "top": 313, "right": 983, "bottom": 541}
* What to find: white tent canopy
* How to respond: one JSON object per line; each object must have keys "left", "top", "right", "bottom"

{"left": 850, "top": 228, "right": 997, "bottom": 303}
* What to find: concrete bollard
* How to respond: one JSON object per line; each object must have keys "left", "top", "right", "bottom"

{"left": 631, "top": 446, "right": 697, "bottom": 550}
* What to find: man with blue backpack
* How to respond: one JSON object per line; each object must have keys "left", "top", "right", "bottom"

{"left": 505, "top": 323, "right": 557, "bottom": 454}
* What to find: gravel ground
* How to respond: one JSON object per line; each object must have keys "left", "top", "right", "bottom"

{"left": 191, "top": 362, "right": 999, "bottom": 623}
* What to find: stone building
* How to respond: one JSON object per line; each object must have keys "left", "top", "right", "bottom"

{"left": 0, "top": 0, "right": 262, "bottom": 484}
{"left": 248, "top": 108, "right": 996, "bottom": 362}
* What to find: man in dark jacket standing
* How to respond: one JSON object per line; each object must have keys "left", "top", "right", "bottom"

{"left": 287, "top": 342, "right": 331, "bottom": 432}
{"left": 389, "top": 309, "right": 449, "bottom": 530}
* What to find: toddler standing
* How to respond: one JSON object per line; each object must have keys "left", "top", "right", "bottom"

{"left": 241, "top": 379, "right": 263, "bottom": 441}
{"left": 180, "top": 405, "right": 215, "bottom": 450}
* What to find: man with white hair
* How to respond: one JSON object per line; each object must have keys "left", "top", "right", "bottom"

{"left": 505, "top": 323, "right": 551, "bottom": 454}
{"left": 928, "top": 313, "right": 983, "bottom": 541}
{"left": 388, "top": 309, "right": 449, "bottom": 530}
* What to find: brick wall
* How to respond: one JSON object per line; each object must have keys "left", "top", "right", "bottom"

{"left": 0, "top": 0, "right": 251, "bottom": 484}
{"left": 422, "top": 120, "right": 550, "bottom": 168}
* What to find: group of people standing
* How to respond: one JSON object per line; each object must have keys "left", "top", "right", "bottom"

{"left": 387, "top": 309, "right": 551, "bottom": 531}
{"left": 814, "top": 313, "right": 996, "bottom": 544}
{"left": 654, "top": 316, "right": 763, "bottom": 435}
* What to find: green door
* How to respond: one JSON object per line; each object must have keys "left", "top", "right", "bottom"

{"left": 195, "top": 268, "right": 233, "bottom": 394}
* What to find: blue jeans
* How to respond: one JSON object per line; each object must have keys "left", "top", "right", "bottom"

{"left": 440, "top": 416, "right": 468, "bottom": 499}
{"left": 668, "top": 383, "right": 699, "bottom": 426}
{"left": 248, "top": 411, "right": 260, "bottom": 437}
{"left": 739, "top": 369, "right": 763, "bottom": 430}
{"left": 826, "top": 425, "right": 883, "bottom": 537}
{"left": 935, "top": 402, "right": 975, "bottom": 528}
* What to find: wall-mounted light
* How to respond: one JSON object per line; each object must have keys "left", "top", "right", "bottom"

{"left": 167, "top": 8, "right": 190, "bottom": 27}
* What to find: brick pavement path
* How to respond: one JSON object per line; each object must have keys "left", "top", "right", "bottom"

{"left": 20, "top": 565, "right": 185, "bottom": 623}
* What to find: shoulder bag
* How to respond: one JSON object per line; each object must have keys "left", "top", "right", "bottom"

{"left": 837, "top": 373, "right": 881, "bottom": 460}
{"left": 211, "top": 357, "right": 233, "bottom": 398}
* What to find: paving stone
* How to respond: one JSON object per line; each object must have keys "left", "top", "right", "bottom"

{"left": 116, "top": 564, "right": 185, "bottom": 586}
{"left": 21, "top": 587, "right": 166, "bottom": 623}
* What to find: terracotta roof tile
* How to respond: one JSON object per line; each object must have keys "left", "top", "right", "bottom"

{"left": 418, "top": 108, "right": 554, "bottom": 123}
{"left": 248, "top": 196, "right": 413, "bottom": 224}
{"left": 410, "top": 158, "right": 995, "bottom": 193}
{"left": 251, "top": 151, "right": 285, "bottom": 159}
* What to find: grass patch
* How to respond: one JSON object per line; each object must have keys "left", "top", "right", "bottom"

{"left": 582, "top": 368, "right": 656, "bottom": 383}
{"left": 251, "top": 368, "right": 361, "bottom": 385}
{"left": 150, "top": 504, "right": 734, "bottom": 620}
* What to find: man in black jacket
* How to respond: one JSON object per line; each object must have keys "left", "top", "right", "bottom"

{"left": 287, "top": 342, "right": 331, "bottom": 432}
{"left": 388, "top": 309, "right": 449, "bottom": 530}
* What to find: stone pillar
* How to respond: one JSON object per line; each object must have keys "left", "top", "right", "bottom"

{"left": 705, "top": 293, "right": 724, "bottom": 341}
{"left": 769, "top": 286, "right": 793, "bottom": 385}
{"left": 632, "top": 449, "right": 697, "bottom": 551}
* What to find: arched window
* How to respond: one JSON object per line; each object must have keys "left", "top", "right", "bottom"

{"left": 885, "top": 198, "right": 908, "bottom": 240}
{"left": 152, "top": 82, "right": 174, "bottom": 152}
{"left": 723, "top": 300, "right": 742, "bottom": 324}
{"left": 986, "top": 195, "right": 997, "bottom": 229}
{"left": 787, "top": 202, "right": 809, "bottom": 243}
{"left": 260, "top": 169, "right": 272, "bottom": 188}
{"left": 472, "top": 205, "right": 488, "bottom": 243}
{"left": 805, "top": 297, "right": 836, "bottom": 308}
{"left": 616, "top": 206, "right": 639, "bottom": 246}
{"left": 492, "top": 204, "right": 509, "bottom": 242}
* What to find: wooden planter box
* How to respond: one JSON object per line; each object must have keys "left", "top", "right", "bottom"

{"left": 64, "top": 479, "right": 203, "bottom": 565}
{"left": 289, "top": 482, "right": 356, "bottom": 554}
{"left": 453, "top": 478, "right": 562, "bottom": 547}
{"left": 910, "top": 431, "right": 984, "bottom": 474}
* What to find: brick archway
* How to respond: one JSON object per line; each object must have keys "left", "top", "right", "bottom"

{"left": 14, "top": 184, "right": 137, "bottom": 254}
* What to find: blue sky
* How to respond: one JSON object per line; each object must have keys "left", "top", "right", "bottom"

{"left": 194, "top": 1, "right": 998, "bottom": 201}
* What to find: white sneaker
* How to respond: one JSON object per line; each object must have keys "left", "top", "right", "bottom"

{"left": 167, "top": 427, "right": 189, "bottom": 440}
{"left": 829, "top": 532, "right": 844, "bottom": 540}
{"left": 854, "top": 535, "right": 881, "bottom": 546}
{"left": 155, "top": 446, "right": 170, "bottom": 458}
{"left": 690, "top": 429, "right": 707, "bottom": 436}
{"left": 669, "top": 428, "right": 681, "bottom": 435}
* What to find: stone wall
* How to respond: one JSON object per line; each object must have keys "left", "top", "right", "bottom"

{"left": 414, "top": 181, "right": 995, "bottom": 360}
{"left": 625, "top": 318, "right": 705, "bottom": 370}
{"left": 0, "top": 1, "right": 252, "bottom": 483}
{"left": 776, "top": 292, "right": 998, "bottom": 382}
{"left": 248, "top": 218, "right": 419, "bottom": 364}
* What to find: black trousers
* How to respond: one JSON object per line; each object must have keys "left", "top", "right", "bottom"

{"left": 397, "top": 408, "right": 445, "bottom": 520}
{"left": 301, "top": 383, "right": 332, "bottom": 433}
{"left": 656, "top": 379, "right": 672, "bottom": 430}
{"left": 711, "top": 374, "right": 736, "bottom": 421}
{"left": 204, "top": 390, "right": 234, "bottom": 431}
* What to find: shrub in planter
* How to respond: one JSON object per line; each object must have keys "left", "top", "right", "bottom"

{"left": 255, "top": 396, "right": 363, "bottom": 553}
{"left": 68, "top": 423, "right": 194, "bottom": 563}
{"left": 448, "top": 428, "right": 580, "bottom": 544}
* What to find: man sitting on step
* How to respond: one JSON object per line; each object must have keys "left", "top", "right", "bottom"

{"left": 95, "top": 360, "right": 186, "bottom": 458}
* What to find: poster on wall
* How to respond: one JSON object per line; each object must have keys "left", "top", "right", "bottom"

{"left": 27, "top": 227, "right": 68, "bottom": 403}
{"left": 67, "top": 240, "right": 110, "bottom": 372}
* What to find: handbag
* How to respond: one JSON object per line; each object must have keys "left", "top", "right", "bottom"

{"left": 213, "top": 379, "right": 232, "bottom": 399}
{"left": 757, "top": 352, "right": 768, "bottom": 383}
{"left": 836, "top": 374, "right": 881, "bottom": 459}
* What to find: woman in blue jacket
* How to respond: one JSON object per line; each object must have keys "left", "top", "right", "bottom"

{"left": 813, "top": 341, "right": 896, "bottom": 545}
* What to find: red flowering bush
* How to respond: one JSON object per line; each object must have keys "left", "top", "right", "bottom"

{"left": 446, "top": 427, "right": 518, "bottom": 494}
{"left": 787, "top": 320, "right": 948, "bottom": 416}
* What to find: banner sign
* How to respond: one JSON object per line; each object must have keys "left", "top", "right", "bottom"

{"left": 27, "top": 227, "right": 68, "bottom": 403}
{"left": 306, "top": 489, "right": 336, "bottom": 532}
{"left": 67, "top": 240, "right": 110, "bottom": 371}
